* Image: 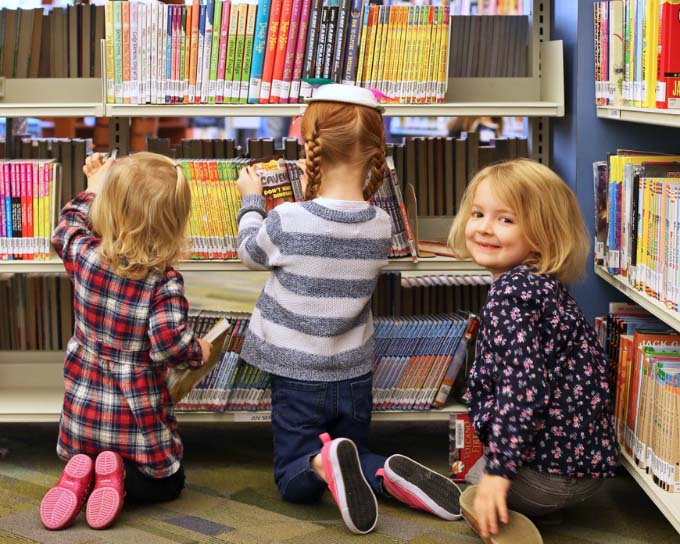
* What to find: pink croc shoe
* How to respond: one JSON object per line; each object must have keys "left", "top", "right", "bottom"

{"left": 40, "top": 454, "right": 94, "bottom": 530}
{"left": 319, "top": 433, "right": 378, "bottom": 534}
{"left": 380, "top": 454, "right": 462, "bottom": 520}
{"left": 85, "top": 451, "right": 125, "bottom": 529}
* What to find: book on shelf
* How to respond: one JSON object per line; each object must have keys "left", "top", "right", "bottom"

{"left": 103, "top": 0, "right": 450, "bottom": 105}
{"left": 594, "top": 0, "right": 680, "bottom": 110}
{"left": 449, "top": 413, "right": 483, "bottom": 483}
{"left": 166, "top": 317, "right": 233, "bottom": 405}
{"left": 250, "top": 157, "right": 304, "bottom": 211}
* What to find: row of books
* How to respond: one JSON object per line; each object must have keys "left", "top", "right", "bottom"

{"left": 8, "top": 137, "right": 92, "bottom": 210}
{"left": 148, "top": 136, "right": 302, "bottom": 160}
{"left": 596, "top": 302, "right": 680, "bottom": 492}
{"left": 0, "top": 5, "right": 105, "bottom": 79}
{"left": 451, "top": 0, "right": 528, "bottom": 15}
{"left": 0, "top": 160, "right": 62, "bottom": 261}
{"left": 175, "top": 310, "right": 479, "bottom": 412}
{"left": 372, "top": 271, "right": 491, "bottom": 318}
{"left": 104, "top": 0, "right": 451, "bottom": 105}
{"left": 0, "top": 273, "right": 74, "bottom": 351}
{"left": 180, "top": 155, "right": 416, "bottom": 261}
{"left": 593, "top": 151, "right": 680, "bottom": 308}
{"left": 389, "top": 134, "right": 529, "bottom": 217}
{"left": 593, "top": 0, "right": 680, "bottom": 109}
{"left": 449, "top": 16, "right": 528, "bottom": 78}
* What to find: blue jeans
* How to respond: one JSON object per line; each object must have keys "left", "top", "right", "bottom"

{"left": 270, "top": 372, "right": 387, "bottom": 504}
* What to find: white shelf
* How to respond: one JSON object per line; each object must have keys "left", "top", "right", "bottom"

{"left": 0, "top": 256, "right": 489, "bottom": 274}
{"left": 621, "top": 450, "right": 680, "bottom": 534}
{"left": 597, "top": 106, "right": 680, "bottom": 128}
{"left": 594, "top": 266, "right": 680, "bottom": 331}
{"left": 0, "top": 385, "right": 465, "bottom": 423}
{"left": 105, "top": 101, "right": 563, "bottom": 118}
{"left": 0, "top": 78, "right": 105, "bottom": 117}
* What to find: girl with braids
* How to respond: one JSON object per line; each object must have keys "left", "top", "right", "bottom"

{"left": 236, "top": 84, "right": 462, "bottom": 535}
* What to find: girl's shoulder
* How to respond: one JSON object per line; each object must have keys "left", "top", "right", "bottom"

{"left": 491, "top": 265, "right": 558, "bottom": 298}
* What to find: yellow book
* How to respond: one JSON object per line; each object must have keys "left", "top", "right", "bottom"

{"left": 217, "top": 162, "right": 235, "bottom": 259}
{"left": 438, "top": 6, "right": 451, "bottom": 103}
{"left": 361, "top": 6, "right": 378, "bottom": 89}
{"left": 643, "top": 0, "right": 660, "bottom": 108}
{"left": 228, "top": 162, "right": 243, "bottom": 257}
{"left": 404, "top": 6, "right": 417, "bottom": 103}
{"left": 186, "top": 162, "right": 203, "bottom": 258}
{"left": 355, "top": 4, "right": 370, "bottom": 87}
{"left": 391, "top": 6, "right": 406, "bottom": 102}
{"left": 382, "top": 6, "right": 397, "bottom": 98}
{"left": 369, "top": 6, "right": 386, "bottom": 91}
{"left": 105, "top": 1, "right": 115, "bottom": 102}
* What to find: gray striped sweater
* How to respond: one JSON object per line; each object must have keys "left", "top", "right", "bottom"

{"left": 236, "top": 194, "right": 392, "bottom": 381}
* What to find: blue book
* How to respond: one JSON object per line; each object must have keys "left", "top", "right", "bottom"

{"left": 340, "top": 0, "right": 362, "bottom": 84}
{"left": 248, "top": 0, "right": 272, "bottom": 103}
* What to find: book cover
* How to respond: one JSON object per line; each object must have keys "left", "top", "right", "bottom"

{"left": 167, "top": 318, "right": 232, "bottom": 405}
{"left": 251, "top": 159, "right": 296, "bottom": 212}
{"left": 449, "top": 413, "right": 483, "bottom": 482}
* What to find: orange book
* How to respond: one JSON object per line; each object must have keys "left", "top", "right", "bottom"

{"left": 187, "top": 2, "right": 199, "bottom": 103}
{"left": 269, "top": 0, "right": 293, "bottom": 103}
{"left": 259, "top": 0, "right": 284, "bottom": 103}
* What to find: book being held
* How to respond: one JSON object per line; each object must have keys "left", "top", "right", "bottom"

{"left": 166, "top": 318, "right": 233, "bottom": 404}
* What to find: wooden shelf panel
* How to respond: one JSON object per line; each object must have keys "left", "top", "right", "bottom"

{"left": 621, "top": 451, "right": 680, "bottom": 533}
{"left": 0, "top": 257, "right": 489, "bottom": 274}
{"left": 597, "top": 106, "right": 680, "bottom": 128}
{"left": 0, "top": 386, "right": 465, "bottom": 423}
{"left": 0, "top": 78, "right": 104, "bottom": 117}
{"left": 594, "top": 266, "right": 680, "bottom": 331}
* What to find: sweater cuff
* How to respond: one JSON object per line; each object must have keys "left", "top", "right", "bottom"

{"left": 237, "top": 194, "right": 266, "bottom": 223}
{"left": 484, "top": 454, "right": 519, "bottom": 479}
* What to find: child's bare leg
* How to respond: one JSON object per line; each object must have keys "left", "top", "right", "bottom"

{"left": 311, "top": 454, "right": 326, "bottom": 482}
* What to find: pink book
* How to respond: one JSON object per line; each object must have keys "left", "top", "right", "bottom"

{"left": 287, "top": 0, "right": 312, "bottom": 103}
{"left": 277, "top": 0, "right": 303, "bottom": 103}
{"left": 171, "top": 6, "right": 180, "bottom": 103}
{"left": 268, "top": 0, "right": 293, "bottom": 103}
{"left": 216, "top": 0, "right": 231, "bottom": 103}
{"left": 259, "top": 0, "right": 284, "bottom": 103}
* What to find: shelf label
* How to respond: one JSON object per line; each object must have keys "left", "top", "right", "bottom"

{"left": 607, "top": 108, "right": 621, "bottom": 119}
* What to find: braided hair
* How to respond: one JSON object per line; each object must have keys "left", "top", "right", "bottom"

{"left": 300, "top": 101, "right": 386, "bottom": 200}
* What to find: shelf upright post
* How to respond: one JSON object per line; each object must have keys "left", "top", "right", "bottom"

{"left": 109, "top": 116, "right": 130, "bottom": 156}
{"left": 529, "top": 0, "right": 551, "bottom": 164}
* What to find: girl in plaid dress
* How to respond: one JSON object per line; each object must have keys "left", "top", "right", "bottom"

{"left": 40, "top": 152, "right": 212, "bottom": 531}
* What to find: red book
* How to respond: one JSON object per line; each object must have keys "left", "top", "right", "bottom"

{"left": 268, "top": 0, "right": 294, "bottom": 103}
{"left": 276, "top": 0, "right": 303, "bottom": 103}
{"left": 287, "top": 0, "right": 312, "bottom": 103}
{"left": 658, "top": 1, "right": 680, "bottom": 109}
{"left": 259, "top": 0, "right": 284, "bottom": 103}
{"left": 449, "top": 414, "right": 483, "bottom": 483}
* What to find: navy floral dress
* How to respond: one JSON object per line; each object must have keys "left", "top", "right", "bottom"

{"left": 468, "top": 265, "right": 619, "bottom": 479}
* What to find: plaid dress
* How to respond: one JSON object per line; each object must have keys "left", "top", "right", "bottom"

{"left": 52, "top": 192, "right": 203, "bottom": 478}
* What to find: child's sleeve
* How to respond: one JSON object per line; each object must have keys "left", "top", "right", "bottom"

{"left": 236, "top": 194, "right": 283, "bottom": 270}
{"left": 51, "top": 192, "right": 97, "bottom": 279}
{"left": 469, "top": 280, "right": 550, "bottom": 479}
{"left": 148, "top": 269, "right": 203, "bottom": 368}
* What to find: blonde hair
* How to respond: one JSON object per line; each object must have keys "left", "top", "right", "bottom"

{"left": 301, "top": 101, "right": 386, "bottom": 200}
{"left": 448, "top": 159, "right": 589, "bottom": 284}
{"left": 90, "top": 152, "right": 191, "bottom": 279}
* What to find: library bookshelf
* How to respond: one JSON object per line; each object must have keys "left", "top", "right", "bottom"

{"left": 596, "top": 265, "right": 680, "bottom": 530}
{"left": 0, "top": 0, "right": 558, "bottom": 423}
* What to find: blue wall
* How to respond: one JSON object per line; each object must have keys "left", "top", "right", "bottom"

{"left": 551, "top": 0, "right": 680, "bottom": 321}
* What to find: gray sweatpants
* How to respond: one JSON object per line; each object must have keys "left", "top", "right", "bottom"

{"left": 465, "top": 457, "right": 604, "bottom": 517}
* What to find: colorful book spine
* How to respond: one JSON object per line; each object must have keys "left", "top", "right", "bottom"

{"left": 231, "top": 1, "right": 248, "bottom": 102}
{"left": 298, "top": 0, "right": 323, "bottom": 99}
{"left": 278, "top": 0, "right": 303, "bottom": 103}
{"left": 240, "top": 0, "right": 259, "bottom": 103}
{"left": 220, "top": 0, "right": 239, "bottom": 102}
{"left": 340, "top": 0, "right": 363, "bottom": 85}
{"left": 259, "top": 0, "right": 283, "bottom": 102}
{"left": 105, "top": 2, "right": 115, "bottom": 102}
{"left": 269, "top": 0, "right": 294, "bottom": 103}
{"left": 208, "top": 0, "right": 223, "bottom": 103}
{"left": 287, "top": 0, "right": 311, "bottom": 102}
{"left": 247, "top": 0, "right": 272, "bottom": 103}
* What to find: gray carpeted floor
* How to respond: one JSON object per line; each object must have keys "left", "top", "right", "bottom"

{"left": 0, "top": 420, "right": 678, "bottom": 543}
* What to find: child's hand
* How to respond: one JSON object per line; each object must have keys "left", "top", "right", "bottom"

{"left": 473, "top": 474, "right": 511, "bottom": 538}
{"left": 198, "top": 338, "right": 212, "bottom": 363}
{"left": 237, "top": 166, "right": 263, "bottom": 197}
{"left": 83, "top": 153, "right": 115, "bottom": 194}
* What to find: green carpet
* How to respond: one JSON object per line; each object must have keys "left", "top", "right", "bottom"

{"left": 0, "top": 421, "right": 677, "bottom": 543}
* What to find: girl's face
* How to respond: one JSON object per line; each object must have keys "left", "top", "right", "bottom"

{"left": 465, "top": 178, "right": 533, "bottom": 279}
